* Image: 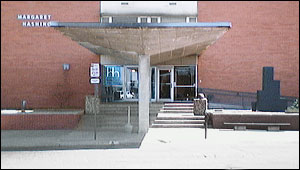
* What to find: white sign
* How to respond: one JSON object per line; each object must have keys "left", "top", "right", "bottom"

{"left": 17, "top": 14, "right": 52, "bottom": 20}
{"left": 106, "top": 67, "right": 120, "bottom": 77}
{"left": 90, "top": 78, "right": 100, "bottom": 84}
{"left": 17, "top": 14, "right": 53, "bottom": 27}
{"left": 90, "top": 63, "right": 100, "bottom": 77}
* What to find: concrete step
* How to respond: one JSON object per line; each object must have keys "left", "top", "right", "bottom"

{"left": 157, "top": 113, "right": 196, "bottom": 116}
{"left": 164, "top": 103, "right": 194, "bottom": 107}
{"left": 97, "top": 105, "right": 163, "bottom": 109}
{"left": 77, "top": 116, "right": 138, "bottom": 131}
{"left": 159, "top": 110, "right": 194, "bottom": 113}
{"left": 154, "top": 119, "right": 205, "bottom": 124}
{"left": 150, "top": 102, "right": 204, "bottom": 129}
{"left": 162, "top": 107, "right": 194, "bottom": 110}
{"left": 156, "top": 115, "right": 205, "bottom": 120}
{"left": 85, "top": 103, "right": 164, "bottom": 115}
{"left": 86, "top": 111, "right": 159, "bottom": 116}
{"left": 151, "top": 124, "right": 204, "bottom": 128}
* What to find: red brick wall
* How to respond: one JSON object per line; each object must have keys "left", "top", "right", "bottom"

{"left": 1, "top": 113, "right": 82, "bottom": 130}
{"left": 1, "top": 1, "right": 100, "bottom": 109}
{"left": 197, "top": 1, "right": 299, "bottom": 97}
{"left": 1, "top": 2, "right": 299, "bottom": 110}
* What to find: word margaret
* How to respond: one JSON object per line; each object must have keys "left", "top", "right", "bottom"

{"left": 17, "top": 14, "right": 52, "bottom": 27}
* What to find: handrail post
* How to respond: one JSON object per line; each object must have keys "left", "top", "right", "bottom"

{"left": 125, "top": 105, "right": 133, "bottom": 133}
{"left": 128, "top": 105, "right": 130, "bottom": 124}
{"left": 205, "top": 112, "right": 208, "bottom": 139}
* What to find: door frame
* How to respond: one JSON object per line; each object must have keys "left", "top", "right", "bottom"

{"left": 173, "top": 65, "right": 197, "bottom": 101}
{"left": 157, "top": 66, "right": 174, "bottom": 102}
{"left": 123, "top": 65, "right": 139, "bottom": 102}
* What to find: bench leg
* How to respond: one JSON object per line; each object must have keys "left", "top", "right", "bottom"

{"left": 268, "top": 126, "right": 280, "bottom": 131}
{"left": 234, "top": 126, "right": 246, "bottom": 130}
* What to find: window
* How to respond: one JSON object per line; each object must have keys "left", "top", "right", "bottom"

{"left": 101, "top": 17, "right": 112, "bottom": 23}
{"left": 186, "top": 17, "right": 197, "bottom": 23}
{"left": 189, "top": 17, "right": 197, "bottom": 23}
{"left": 138, "top": 16, "right": 161, "bottom": 23}
{"left": 151, "top": 17, "right": 161, "bottom": 23}
{"left": 151, "top": 18, "right": 158, "bottom": 23}
{"left": 141, "top": 17, "right": 148, "bottom": 23}
{"left": 102, "top": 65, "right": 124, "bottom": 101}
{"left": 125, "top": 67, "right": 139, "bottom": 99}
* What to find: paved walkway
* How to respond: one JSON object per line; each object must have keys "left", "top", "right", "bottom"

{"left": 1, "top": 108, "right": 298, "bottom": 151}
{"left": 1, "top": 128, "right": 299, "bottom": 169}
{"left": 1, "top": 129, "right": 145, "bottom": 151}
{"left": 1, "top": 109, "right": 144, "bottom": 151}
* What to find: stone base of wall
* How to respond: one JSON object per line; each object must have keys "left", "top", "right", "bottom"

{"left": 211, "top": 112, "right": 299, "bottom": 130}
{"left": 1, "top": 110, "right": 83, "bottom": 130}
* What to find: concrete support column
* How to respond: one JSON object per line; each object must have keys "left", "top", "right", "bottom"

{"left": 138, "top": 54, "right": 150, "bottom": 133}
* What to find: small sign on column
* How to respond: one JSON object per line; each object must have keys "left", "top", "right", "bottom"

{"left": 90, "top": 63, "right": 100, "bottom": 78}
{"left": 90, "top": 78, "right": 100, "bottom": 84}
{"left": 90, "top": 63, "right": 101, "bottom": 84}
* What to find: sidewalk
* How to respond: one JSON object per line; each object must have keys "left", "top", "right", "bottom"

{"left": 1, "top": 129, "right": 145, "bottom": 151}
{"left": 1, "top": 128, "right": 299, "bottom": 169}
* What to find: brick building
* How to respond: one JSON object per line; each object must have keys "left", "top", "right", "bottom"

{"left": 1, "top": 1, "right": 299, "bottom": 110}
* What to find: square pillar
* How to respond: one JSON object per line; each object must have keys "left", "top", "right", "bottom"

{"left": 138, "top": 54, "right": 150, "bottom": 133}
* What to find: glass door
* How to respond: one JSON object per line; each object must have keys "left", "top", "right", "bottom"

{"left": 174, "top": 66, "right": 196, "bottom": 101}
{"left": 158, "top": 67, "right": 174, "bottom": 101}
{"left": 124, "top": 66, "right": 139, "bottom": 100}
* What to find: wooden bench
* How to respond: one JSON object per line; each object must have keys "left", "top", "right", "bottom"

{"left": 224, "top": 122, "right": 291, "bottom": 131}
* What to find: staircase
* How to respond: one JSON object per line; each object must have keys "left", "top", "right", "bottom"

{"left": 151, "top": 102, "right": 205, "bottom": 128}
{"left": 78, "top": 103, "right": 164, "bottom": 132}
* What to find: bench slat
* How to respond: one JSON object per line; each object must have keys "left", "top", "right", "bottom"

{"left": 224, "top": 122, "right": 290, "bottom": 126}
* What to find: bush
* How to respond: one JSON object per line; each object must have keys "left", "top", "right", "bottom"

{"left": 286, "top": 99, "right": 299, "bottom": 113}
{"left": 293, "top": 99, "right": 299, "bottom": 109}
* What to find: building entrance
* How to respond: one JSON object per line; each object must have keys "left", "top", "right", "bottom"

{"left": 158, "top": 67, "right": 174, "bottom": 102}
{"left": 174, "top": 66, "right": 196, "bottom": 101}
{"left": 157, "top": 65, "right": 196, "bottom": 102}
{"left": 102, "top": 65, "right": 196, "bottom": 102}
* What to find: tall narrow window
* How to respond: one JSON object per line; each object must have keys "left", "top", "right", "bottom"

{"left": 189, "top": 17, "right": 197, "bottom": 23}
{"left": 151, "top": 17, "right": 161, "bottom": 23}
{"left": 138, "top": 17, "right": 149, "bottom": 23}
{"left": 138, "top": 16, "right": 160, "bottom": 23}
{"left": 101, "top": 17, "right": 112, "bottom": 23}
{"left": 186, "top": 17, "right": 197, "bottom": 23}
{"left": 141, "top": 18, "right": 147, "bottom": 23}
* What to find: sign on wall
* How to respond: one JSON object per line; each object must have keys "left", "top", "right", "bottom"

{"left": 90, "top": 78, "right": 100, "bottom": 84}
{"left": 104, "top": 66, "right": 123, "bottom": 86}
{"left": 90, "top": 63, "right": 101, "bottom": 84}
{"left": 17, "top": 14, "right": 53, "bottom": 27}
{"left": 90, "top": 63, "right": 100, "bottom": 78}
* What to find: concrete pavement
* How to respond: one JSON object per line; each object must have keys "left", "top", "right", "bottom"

{"left": 1, "top": 129, "right": 146, "bottom": 151}
{"left": 1, "top": 128, "right": 299, "bottom": 169}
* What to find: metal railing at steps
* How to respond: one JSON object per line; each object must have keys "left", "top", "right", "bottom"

{"left": 197, "top": 87, "right": 297, "bottom": 109}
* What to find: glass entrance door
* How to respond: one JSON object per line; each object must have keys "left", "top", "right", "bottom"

{"left": 174, "top": 66, "right": 196, "bottom": 101}
{"left": 124, "top": 66, "right": 139, "bottom": 100}
{"left": 158, "top": 67, "right": 174, "bottom": 101}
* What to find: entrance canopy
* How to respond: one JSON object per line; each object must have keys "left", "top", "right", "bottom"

{"left": 50, "top": 21, "right": 231, "bottom": 133}
{"left": 50, "top": 22, "right": 231, "bottom": 65}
